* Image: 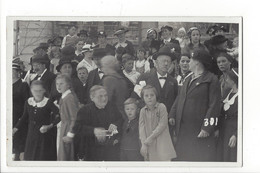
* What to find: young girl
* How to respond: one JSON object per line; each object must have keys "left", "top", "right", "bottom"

{"left": 133, "top": 47, "right": 150, "bottom": 74}
{"left": 120, "top": 98, "right": 143, "bottom": 161}
{"left": 139, "top": 85, "right": 176, "bottom": 161}
{"left": 176, "top": 53, "right": 192, "bottom": 86}
{"left": 219, "top": 68, "right": 238, "bottom": 162}
{"left": 13, "top": 80, "right": 59, "bottom": 161}
{"left": 56, "top": 74, "right": 79, "bottom": 161}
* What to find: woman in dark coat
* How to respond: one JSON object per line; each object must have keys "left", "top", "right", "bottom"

{"left": 12, "top": 62, "right": 30, "bottom": 160}
{"left": 113, "top": 28, "right": 135, "bottom": 56}
{"left": 169, "top": 49, "right": 221, "bottom": 161}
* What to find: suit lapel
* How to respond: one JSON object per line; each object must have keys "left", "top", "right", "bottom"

{"left": 150, "top": 71, "right": 161, "bottom": 95}
{"left": 187, "top": 72, "right": 211, "bottom": 95}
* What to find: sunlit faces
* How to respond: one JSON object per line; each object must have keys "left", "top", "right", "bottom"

{"left": 143, "top": 88, "right": 157, "bottom": 107}
{"left": 77, "top": 68, "right": 88, "bottom": 83}
{"left": 76, "top": 41, "right": 84, "bottom": 51}
{"left": 124, "top": 103, "right": 138, "bottom": 121}
{"left": 68, "top": 26, "right": 77, "bottom": 36}
{"left": 191, "top": 30, "right": 200, "bottom": 44}
{"left": 188, "top": 58, "right": 198, "bottom": 72}
{"left": 217, "top": 56, "right": 231, "bottom": 72}
{"left": 91, "top": 88, "right": 108, "bottom": 109}
{"left": 60, "top": 63, "right": 73, "bottom": 77}
{"left": 161, "top": 28, "right": 172, "bottom": 40}
{"left": 179, "top": 56, "right": 190, "bottom": 73}
{"left": 56, "top": 78, "right": 70, "bottom": 94}
{"left": 31, "top": 84, "right": 46, "bottom": 101}
{"left": 156, "top": 55, "right": 172, "bottom": 73}
{"left": 123, "top": 60, "right": 134, "bottom": 73}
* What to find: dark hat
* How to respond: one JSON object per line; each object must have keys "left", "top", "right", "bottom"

{"left": 226, "top": 68, "right": 238, "bottom": 85}
{"left": 77, "top": 30, "right": 88, "bottom": 37}
{"left": 31, "top": 54, "right": 50, "bottom": 65}
{"left": 114, "top": 28, "right": 129, "bottom": 35}
{"left": 92, "top": 48, "right": 107, "bottom": 59}
{"left": 56, "top": 57, "right": 77, "bottom": 72}
{"left": 61, "top": 45, "right": 76, "bottom": 58}
{"left": 212, "top": 25, "right": 227, "bottom": 35}
{"left": 206, "top": 25, "right": 218, "bottom": 35}
{"left": 98, "top": 31, "right": 107, "bottom": 37}
{"left": 153, "top": 45, "right": 177, "bottom": 61}
{"left": 161, "top": 25, "right": 173, "bottom": 31}
{"left": 191, "top": 49, "right": 213, "bottom": 69}
{"left": 211, "top": 35, "right": 228, "bottom": 46}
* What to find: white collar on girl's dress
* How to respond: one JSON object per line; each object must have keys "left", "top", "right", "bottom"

{"left": 62, "top": 89, "right": 71, "bottom": 99}
{"left": 28, "top": 97, "right": 49, "bottom": 107}
{"left": 223, "top": 89, "right": 238, "bottom": 111}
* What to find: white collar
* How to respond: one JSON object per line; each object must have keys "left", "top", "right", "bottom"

{"left": 38, "top": 69, "right": 47, "bottom": 78}
{"left": 62, "top": 89, "right": 71, "bottom": 99}
{"left": 157, "top": 72, "right": 167, "bottom": 78}
{"left": 223, "top": 89, "right": 238, "bottom": 111}
{"left": 28, "top": 97, "right": 49, "bottom": 107}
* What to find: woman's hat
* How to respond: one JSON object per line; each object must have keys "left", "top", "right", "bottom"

{"left": 60, "top": 45, "right": 77, "bottom": 60}
{"left": 56, "top": 57, "right": 78, "bottom": 72}
{"left": 152, "top": 45, "right": 177, "bottom": 61}
{"left": 77, "top": 30, "right": 88, "bottom": 37}
{"left": 226, "top": 68, "right": 238, "bottom": 85}
{"left": 98, "top": 31, "right": 107, "bottom": 37}
{"left": 211, "top": 35, "right": 228, "bottom": 46}
{"left": 81, "top": 44, "right": 94, "bottom": 53}
{"left": 31, "top": 54, "right": 50, "bottom": 65}
{"left": 160, "top": 25, "right": 173, "bottom": 32}
{"left": 92, "top": 48, "right": 107, "bottom": 59}
{"left": 147, "top": 28, "right": 157, "bottom": 38}
{"left": 206, "top": 25, "right": 218, "bottom": 35}
{"left": 191, "top": 49, "right": 213, "bottom": 69}
{"left": 114, "top": 28, "right": 129, "bottom": 35}
{"left": 212, "top": 25, "right": 227, "bottom": 35}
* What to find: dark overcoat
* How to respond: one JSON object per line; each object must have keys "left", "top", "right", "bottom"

{"left": 169, "top": 71, "right": 221, "bottom": 161}
{"left": 86, "top": 68, "right": 103, "bottom": 103}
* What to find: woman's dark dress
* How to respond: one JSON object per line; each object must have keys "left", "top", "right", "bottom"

{"left": 13, "top": 79, "right": 30, "bottom": 154}
{"left": 15, "top": 97, "right": 60, "bottom": 160}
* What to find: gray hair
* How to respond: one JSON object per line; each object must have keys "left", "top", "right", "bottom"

{"left": 89, "top": 85, "right": 107, "bottom": 98}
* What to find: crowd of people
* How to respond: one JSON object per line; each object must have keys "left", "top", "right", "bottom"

{"left": 12, "top": 23, "right": 239, "bottom": 162}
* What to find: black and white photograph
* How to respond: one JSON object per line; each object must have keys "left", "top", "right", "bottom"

{"left": 5, "top": 17, "right": 242, "bottom": 166}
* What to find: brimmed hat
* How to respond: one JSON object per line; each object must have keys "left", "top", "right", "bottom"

{"left": 152, "top": 45, "right": 177, "bottom": 61}
{"left": 60, "top": 45, "right": 77, "bottom": 59}
{"left": 161, "top": 25, "right": 173, "bottom": 32}
{"left": 81, "top": 44, "right": 94, "bottom": 53}
{"left": 77, "top": 30, "right": 88, "bottom": 37}
{"left": 56, "top": 57, "right": 78, "bottom": 72}
{"left": 31, "top": 54, "right": 50, "bottom": 65}
{"left": 212, "top": 25, "right": 227, "bottom": 35}
{"left": 226, "top": 68, "right": 238, "bottom": 85}
{"left": 114, "top": 28, "right": 129, "bottom": 35}
{"left": 206, "top": 25, "right": 218, "bottom": 35}
{"left": 191, "top": 49, "right": 213, "bottom": 69}
{"left": 98, "top": 31, "right": 107, "bottom": 37}
{"left": 211, "top": 35, "right": 228, "bottom": 46}
{"left": 92, "top": 48, "right": 107, "bottom": 59}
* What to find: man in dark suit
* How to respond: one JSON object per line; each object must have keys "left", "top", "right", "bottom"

{"left": 159, "top": 25, "right": 181, "bottom": 57}
{"left": 86, "top": 48, "right": 107, "bottom": 103}
{"left": 31, "top": 54, "right": 56, "bottom": 97}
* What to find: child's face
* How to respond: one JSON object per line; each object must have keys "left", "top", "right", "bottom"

{"left": 91, "top": 89, "right": 108, "bottom": 109}
{"left": 76, "top": 41, "right": 84, "bottom": 50}
{"left": 31, "top": 84, "right": 45, "bottom": 101}
{"left": 123, "top": 60, "right": 134, "bottom": 73}
{"left": 56, "top": 78, "right": 70, "bottom": 94}
{"left": 137, "top": 51, "right": 145, "bottom": 60}
{"left": 143, "top": 89, "right": 157, "bottom": 107}
{"left": 191, "top": 30, "right": 200, "bottom": 44}
{"left": 124, "top": 103, "right": 137, "bottom": 120}
{"left": 68, "top": 26, "right": 77, "bottom": 36}
{"left": 179, "top": 56, "right": 190, "bottom": 72}
{"left": 178, "top": 31, "right": 185, "bottom": 38}
{"left": 77, "top": 68, "right": 88, "bottom": 83}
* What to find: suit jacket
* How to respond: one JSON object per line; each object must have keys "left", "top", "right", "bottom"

{"left": 33, "top": 70, "right": 56, "bottom": 97}
{"left": 86, "top": 69, "right": 103, "bottom": 103}
{"left": 136, "top": 69, "right": 178, "bottom": 113}
{"left": 113, "top": 40, "right": 135, "bottom": 56}
{"left": 160, "top": 38, "right": 181, "bottom": 56}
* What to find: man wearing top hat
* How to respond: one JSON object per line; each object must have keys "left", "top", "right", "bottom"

{"left": 113, "top": 28, "right": 135, "bottom": 56}
{"left": 96, "top": 31, "right": 115, "bottom": 55}
{"left": 159, "top": 25, "right": 181, "bottom": 57}
{"left": 31, "top": 54, "right": 56, "bottom": 97}
{"left": 86, "top": 48, "right": 107, "bottom": 103}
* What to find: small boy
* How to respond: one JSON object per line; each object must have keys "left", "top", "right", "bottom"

{"left": 74, "top": 66, "right": 89, "bottom": 106}
{"left": 61, "top": 25, "right": 79, "bottom": 48}
{"left": 120, "top": 98, "right": 143, "bottom": 161}
{"left": 122, "top": 54, "right": 140, "bottom": 85}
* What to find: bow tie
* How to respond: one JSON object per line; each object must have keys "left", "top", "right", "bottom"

{"left": 159, "top": 77, "right": 167, "bottom": 80}
{"left": 98, "top": 71, "right": 104, "bottom": 74}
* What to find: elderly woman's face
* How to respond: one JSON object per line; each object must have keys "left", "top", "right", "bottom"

{"left": 217, "top": 56, "right": 231, "bottom": 72}
{"left": 91, "top": 89, "right": 108, "bottom": 109}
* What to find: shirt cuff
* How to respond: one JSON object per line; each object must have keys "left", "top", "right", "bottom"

{"left": 67, "top": 132, "right": 75, "bottom": 138}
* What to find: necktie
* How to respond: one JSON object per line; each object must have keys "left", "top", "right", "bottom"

{"left": 98, "top": 71, "right": 104, "bottom": 74}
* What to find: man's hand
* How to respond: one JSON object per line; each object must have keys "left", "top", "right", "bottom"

{"left": 169, "top": 118, "right": 175, "bottom": 126}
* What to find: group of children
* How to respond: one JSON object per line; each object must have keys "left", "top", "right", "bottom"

{"left": 12, "top": 23, "right": 239, "bottom": 162}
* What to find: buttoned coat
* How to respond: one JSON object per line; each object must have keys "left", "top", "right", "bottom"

{"left": 169, "top": 71, "right": 221, "bottom": 161}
